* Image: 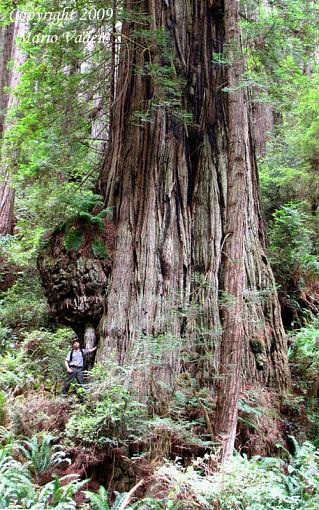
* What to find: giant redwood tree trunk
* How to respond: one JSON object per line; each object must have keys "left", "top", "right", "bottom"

{"left": 96, "top": 0, "right": 290, "bottom": 455}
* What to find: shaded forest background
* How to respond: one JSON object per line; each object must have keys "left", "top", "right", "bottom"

{"left": 0, "top": 0, "right": 318, "bottom": 508}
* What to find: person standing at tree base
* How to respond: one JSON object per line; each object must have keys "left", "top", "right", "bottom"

{"left": 62, "top": 338, "right": 97, "bottom": 395}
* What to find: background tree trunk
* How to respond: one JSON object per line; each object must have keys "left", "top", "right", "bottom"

{"left": 96, "top": 0, "right": 289, "bottom": 421}
{"left": 251, "top": 101, "right": 274, "bottom": 157}
{"left": 0, "top": 23, "right": 15, "bottom": 236}
{"left": 0, "top": 24, "right": 15, "bottom": 138}
{"left": 0, "top": 177, "right": 15, "bottom": 235}
{"left": 0, "top": 21, "right": 26, "bottom": 235}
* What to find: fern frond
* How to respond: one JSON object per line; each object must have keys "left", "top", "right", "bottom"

{"left": 85, "top": 485, "right": 111, "bottom": 510}
{"left": 79, "top": 211, "right": 96, "bottom": 222}
{"left": 96, "top": 208, "right": 113, "bottom": 220}
{"left": 63, "top": 227, "right": 84, "bottom": 252}
{"left": 91, "top": 239, "right": 109, "bottom": 259}
{"left": 112, "top": 492, "right": 128, "bottom": 510}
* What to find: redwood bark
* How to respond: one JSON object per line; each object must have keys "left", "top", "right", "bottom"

{"left": 0, "top": 24, "right": 15, "bottom": 236}
{"left": 0, "top": 178, "right": 15, "bottom": 235}
{"left": 213, "top": 0, "right": 247, "bottom": 460}
{"left": 0, "top": 21, "right": 26, "bottom": 235}
{"left": 251, "top": 101, "right": 274, "bottom": 157}
{"left": 0, "top": 24, "right": 15, "bottom": 138}
{"left": 96, "top": 0, "right": 290, "bottom": 449}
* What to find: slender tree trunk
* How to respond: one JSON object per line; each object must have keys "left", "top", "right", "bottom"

{"left": 109, "top": 0, "right": 118, "bottom": 138}
{"left": 213, "top": 0, "right": 248, "bottom": 460}
{"left": 84, "top": 322, "right": 97, "bottom": 369}
{"left": 96, "top": 0, "right": 289, "bottom": 449}
{"left": 0, "top": 21, "right": 26, "bottom": 235}
{"left": 0, "top": 177, "right": 15, "bottom": 235}
{"left": 0, "top": 24, "right": 15, "bottom": 236}
{"left": 246, "top": 1, "right": 274, "bottom": 158}
{"left": 0, "top": 24, "right": 15, "bottom": 138}
{"left": 251, "top": 101, "right": 274, "bottom": 157}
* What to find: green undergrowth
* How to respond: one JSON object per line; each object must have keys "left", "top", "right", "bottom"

{"left": 0, "top": 429, "right": 81, "bottom": 509}
{"left": 62, "top": 357, "right": 220, "bottom": 459}
{"left": 290, "top": 316, "right": 319, "bottom": 388}
{"left": 132, "top": 441, "right": 319, "bottom": 510}
{"left": 0, "top": 273, "right": 48, "bottom": 332}
{"left": 65, "top": 362, "right": 146, "bottom": 448}
{"left": 268, "top": 203, "right": 319, "bottom": 327}
{"left": 288, "top": 315, "right": 319, "bottom": 442}
{"left": 0, "top": 285, "right": 318, "bottom": 510}
{"left": 0, "top": 328, "right": 73, "bottom": 396}
{"left": 0, "top": 427, "right": 318, "bottom": 510}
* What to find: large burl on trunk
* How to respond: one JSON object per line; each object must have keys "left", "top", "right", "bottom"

{"left": 95, "top": 1, "right": 290, "bottom": 456}
{"left": 37, "top": 218, "right": 115, "bottom": 343}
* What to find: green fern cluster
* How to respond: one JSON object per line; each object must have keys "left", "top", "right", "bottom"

{"left": 0, "top": 441, "right": 83, "bottom": 509}
{"left": 85, "top": 485, "right": 127, "bottom": 510}
{"left": 63, "top": 209, "right": 109, "bottom": 251}
{"left": 0, "top": 431, "right": 130, "bottom": 509}
{"left": 62, "top": 210, "right": 111, "bottom": 255}
{"left": 0, "top": 431, "right": 78, "bottom": 507}
{"left": 17, "top": 432, "right": 70, "bottom": 477}
{"left": 49, "top": 195, "right": 112, "bottom": 257}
